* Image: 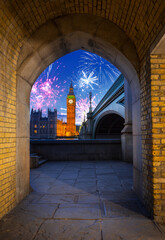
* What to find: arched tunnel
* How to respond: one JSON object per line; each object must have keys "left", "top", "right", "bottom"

{"left": 95, "top": 113, "right": 125, "bottom": 139}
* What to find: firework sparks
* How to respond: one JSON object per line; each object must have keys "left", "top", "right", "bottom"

{"left": 79, "top": 51, "right": 120, "bottom": 84}
{"left": 79, "top": 71, "right": 98, "bottom": 90}
{"left": 76, "top": 97, "right": 97, "bottom": 122}
{"left": 30, "top": 50, "right": 121, "bottom": 125}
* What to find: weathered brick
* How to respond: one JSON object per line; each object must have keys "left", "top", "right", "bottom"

{"left": 0, "top": 0, "right": 164, "bottom": 222}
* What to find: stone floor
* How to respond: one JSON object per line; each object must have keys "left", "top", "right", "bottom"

{"left": 0, "top": 160, "right": 164, "bottom": 240}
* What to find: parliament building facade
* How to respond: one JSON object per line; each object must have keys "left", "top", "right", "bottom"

{"left": 30, "top": 82, "right": 78, "bottom": 138}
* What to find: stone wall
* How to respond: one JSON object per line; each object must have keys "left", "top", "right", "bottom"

{"left": 30, "top": 140, "right": 122, "bottom": 161}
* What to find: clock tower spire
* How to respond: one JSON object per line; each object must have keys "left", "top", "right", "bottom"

{"left": 66, "top": 81, "right": 76, "bottom": 136}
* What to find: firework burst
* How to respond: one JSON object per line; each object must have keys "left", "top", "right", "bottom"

{"left": 76, "top": 97, "right": 97, "bottom": 123}
{"left": 79, "top": 51, "right": 120, "bottom": 84}
{"left": 30, "top": 50, "right": 121, "bottom": 125}
{"left": 79, "top": 71, "right": 98, "bottom": 90}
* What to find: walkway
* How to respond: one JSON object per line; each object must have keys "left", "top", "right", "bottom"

{"left": 0, "top": 161, "right": 164, "bottom": 239}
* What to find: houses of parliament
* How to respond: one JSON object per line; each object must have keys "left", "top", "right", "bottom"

{"left": 30, "top": 82, "right": 79, "bottom": 138}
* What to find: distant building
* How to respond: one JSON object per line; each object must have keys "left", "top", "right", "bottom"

{"left": 66, "top": 82, "right": 77, "bottom": 136}
{"left": 30, "top": 109, "right": 57, "bottom": 138}
{"left": 30, "top": 82, "right": 79, "bottom": 138}
{"left": 57, "top": 119, "right": 67, "bottom": 136}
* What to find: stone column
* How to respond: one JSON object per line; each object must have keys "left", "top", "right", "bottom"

{"left": 121, "top": 79, "right": 133, "bottom": 162}
{"left": 86, "top": 112, "right": 93, "bottom": 139}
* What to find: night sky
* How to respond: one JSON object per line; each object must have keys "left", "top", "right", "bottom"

{"left": 30, "top": 50, "right": 121, "bottom": 125}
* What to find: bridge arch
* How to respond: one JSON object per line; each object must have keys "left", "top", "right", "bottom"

{"left": 94, "top": 111, "right": 125, "bottom": 139}
{"left": 93, "top": 110, "right": 124, "bottom": 138}
{"left": 16, "top": 14, "right": 141, "bottom": 204}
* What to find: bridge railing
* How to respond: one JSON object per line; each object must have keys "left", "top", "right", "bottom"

{"left": 92, "top": 74, "right": 124, "bottom": 117}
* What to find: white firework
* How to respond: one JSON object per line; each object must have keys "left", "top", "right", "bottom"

{"left": 79, "top": 71, "right": 98, "bottom": 90}
{"left": 79, "top": 51, "right": 120, "bottom": 84}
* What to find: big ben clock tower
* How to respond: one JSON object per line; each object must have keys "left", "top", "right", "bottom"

{"left": 66, "top": 81, "right": 76, "bottom": 136}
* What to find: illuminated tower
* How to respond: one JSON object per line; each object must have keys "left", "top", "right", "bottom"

{"left": 66, "top": 81, "right": 76, "bottom": 136}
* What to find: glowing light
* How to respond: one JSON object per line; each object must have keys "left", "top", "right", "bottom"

{"left": 79, "top": 71, "right": 98, "bottom": 90}
{"left": 79, "top": 51, "right": 120, "bottom": 84}
{"left": 30, "top": 50, "right": 121, "bottom": 125}
{"left": 76, "top": 97, "right": 97, "bottom": 122}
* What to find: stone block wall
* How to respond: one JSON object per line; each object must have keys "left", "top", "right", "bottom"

{"left": 30, "top": 140, "right": 122, "bottom": 161}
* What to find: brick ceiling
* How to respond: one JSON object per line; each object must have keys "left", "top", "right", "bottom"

{"left": 1, "top": 0, "right": 165, "bottom": 60}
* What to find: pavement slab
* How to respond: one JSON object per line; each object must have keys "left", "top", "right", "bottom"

{"left": 0, "top": 160, "right": 164, "bottom": 240}
{"left": 101, "top": 218, "right": 164, "bottom": 240}
{"left": 54, "top": 203, "right": 101, "bottom": 219}
{"left": 34, "top": 219, "right": 101, "bottom": 240}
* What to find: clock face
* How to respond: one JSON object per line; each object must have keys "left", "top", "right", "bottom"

{"left": 68, "top": 99, "right": 73, "bottom": 104}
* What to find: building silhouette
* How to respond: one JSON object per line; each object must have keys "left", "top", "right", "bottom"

{"left": 30, "top": 109, "right": 57, "bottom": 138}
{"left": 30, "top": 82, "right": 78, "bottom": 138}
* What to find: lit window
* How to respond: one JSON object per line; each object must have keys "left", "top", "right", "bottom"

{"left": 43, "top": 125, "right": 45, "bottom": 128}
{"left": 34, "top": 124, "right": 37, "bottom": 128}
{"left": 34, "top": 130, "right": 37, "bottom": 134}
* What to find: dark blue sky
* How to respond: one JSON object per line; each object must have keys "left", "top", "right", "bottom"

{"left": 30, "top": 50, "right": 120, "bottom": 125}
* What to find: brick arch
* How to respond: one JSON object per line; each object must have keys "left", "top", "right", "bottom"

{"left": 2, "top": 1, "right": 164, "bottom": 62}
{"left": 16, "top": 15, "right": 142, "bottom": 204}
{"left": 0, "top": 0, "right": 164, "bottom": 222}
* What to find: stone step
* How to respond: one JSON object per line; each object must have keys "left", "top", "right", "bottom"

{"left": 39, "top": 159, "right": 48, "bottom": 166}
{"left": 30, "top": 153, "right": 47, "bottom": 169}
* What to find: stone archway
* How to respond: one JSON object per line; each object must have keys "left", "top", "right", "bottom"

{"left": 16, "top": 14, "right": 141, "bottom": 205}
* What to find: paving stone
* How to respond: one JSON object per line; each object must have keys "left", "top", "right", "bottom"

{"left": 54, "top": 204, "right": 101, "bottom": 219}
{"left": 23, "top": 192, "right": 44, "bottom": 203}
{"left": 74, "top": 182, "right": 97, "bottom": 193}
{"left": 97, "top": 175, "right": 120, "bottom": 181}
{"left": 58, "top": 179, "right": 76, "bottom": 185}
{"left": 0, "top": 208, "right": 43, "bottom": 240}
{"left": 48, "top": 184, "right": 85, "bottom": 194}
{"left": 121, "top": 179, "right": 133, "bottom": 190}
{"left": 100, "top": 190, "right": 138, "bottom": 201}
{"left": 32, "top": 176, "right": 58, "bottom": 183}
{"left": 31, "top": 182, "right": 52, "bottom": 194}
{"left": 0, "top": 161, "right": 164, "bottom": 239}
{"left": 30, "top": 173, "right": 40, "bottom": 181}
{"left": 34, "top": 219, "right": 101, "bottom": 240}
{"left": 103, "top": 200, "right": 144, "bottom": 217}
{"left": 76, "top": 179, "right": 97, "bottom": 184}
{"left": 96, "top": 168, "right": 115, "bottom": 174}
{"left": 81, "top": 161, "right": 96, "bottom": 166}
{"left": 77, "top": 177, "right": 97, "bottom": 182}
{"left": 58, "top": 173, "right": 78, "bottom": 180}
{"left": 102, "top": 218, "right": 164, "bottom": 240}
{"left": 78, "top": 193, "right": 100, "bottom": 204}
{"left": 18, "top": 202, "right": 58, "bottom": 218}
{"left": 98, "top": 183, "right": 123, "bottom": 191}
{"left": 38, "top": 194, "right": 75, "bottom": 204}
